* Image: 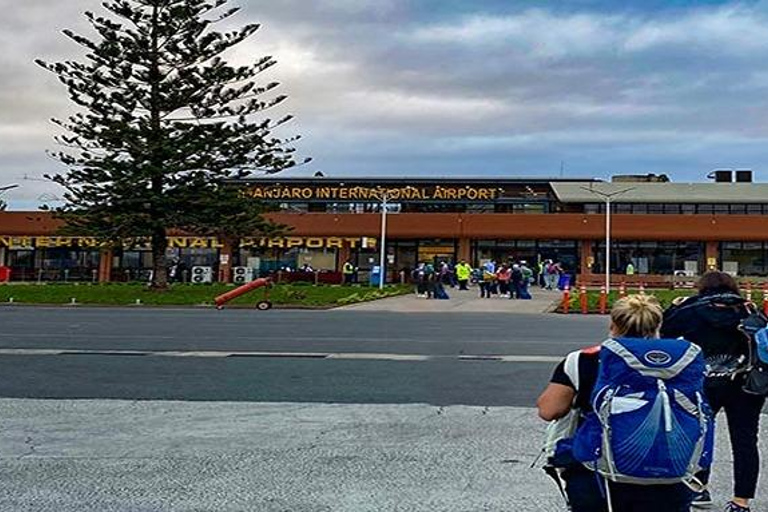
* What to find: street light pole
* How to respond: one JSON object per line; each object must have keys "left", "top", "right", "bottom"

{"left": 580, "top": 185, "right": 635, "bottom": 294}
{"left": 379, "top": 192, "right": 388, "bottom": 290}
{"left": 605, "top": 195, "right": 611, "bottom": 295}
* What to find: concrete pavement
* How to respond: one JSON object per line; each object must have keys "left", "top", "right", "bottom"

{"left": 336, "top": 287, "right": 562, "bottom": 313}
{"left": 0, "top": 399, "right": 764, "bottom": 512}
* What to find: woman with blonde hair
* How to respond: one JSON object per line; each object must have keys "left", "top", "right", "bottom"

{"left": 538, "top": 295, "right": 709, "bottom": 512}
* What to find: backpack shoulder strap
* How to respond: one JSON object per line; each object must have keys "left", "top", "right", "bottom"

{"left": 563, "top": 351, "right": 580, "bottom": 392}
{"left": 602, "top": 338, "right": 701, "bottom": 379}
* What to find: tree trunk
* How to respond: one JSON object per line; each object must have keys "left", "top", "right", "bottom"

{"left": 221, "top": 234, "right": 239, "bottom": 284}
{"left": 151, "top": 229, "right": 168, "bottom": 289}
{"left": 148, "top": 3, "right": 167, "bottom": 291}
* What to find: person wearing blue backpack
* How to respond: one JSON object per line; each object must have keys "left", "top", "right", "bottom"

{"left": 661, "top": 271, "right": 767, "bottom": 512}
{"left": 538, "top": 294, "right": 713, "bottom": 512}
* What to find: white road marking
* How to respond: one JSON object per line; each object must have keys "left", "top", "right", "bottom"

{"left": 153, "top": 351, "right": 233, "bottom": 358}
{"left": 327, "top": 353, "right": 432, "bottom": 361}
{"left": 0, "top": 348, "right": 563, "bottom": 363}
{"left": 0, "top": 349, "right": 64, "bottom": 356}
{"left": 498, "top": 355, "right": 563, "bottom": 363}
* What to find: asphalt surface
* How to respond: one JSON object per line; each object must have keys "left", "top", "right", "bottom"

{"left": 0, "top": 307, "right": 604, "bottom": 354}
{"left": 0, "top": 307, "right": 607, "bottom": 405}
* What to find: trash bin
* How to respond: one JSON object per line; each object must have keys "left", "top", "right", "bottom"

{"left": 0, "top": 266, "right": 10, "bottom": 282}
{"left": 558, "top": 274, "right": 571, "bottom": 290}
{"left": 370, "top": 266, "right": 383, "bottom": 286}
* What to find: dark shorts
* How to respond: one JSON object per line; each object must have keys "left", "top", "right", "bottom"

{"left": 562, "top": 466, "right": 691, "bottom": 512}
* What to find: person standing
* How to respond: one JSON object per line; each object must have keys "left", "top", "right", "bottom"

{"left": 545, "top": 260, "right": 560, "bottom": 291}
{"left": 537, "top": 295, "right": 704, "bottom": 512}
{"left": 510, "top": 264, "right": 523, "bottom": 299}
{"left": 661, "top": 272, "right": 765, "bottom": 512}
{"left": 342, "top": 260, "right": 355, "bottom": 285}
{"left": 519, "top": 261, "right": 533, "bottom": 299}
{"left": 455, "top": 260, "right": 472, "bottom": 291}
{"left": 423, "top": 262, "right": 436, "bottom": 299}
{"left": 496, "top": 264, "right": 512, "bottom": 298}
{"left": 412, "top": 263, "right": 426, "bottom": 296}
{"left": 480, "top": 263, "right": 495, "bottom": 299}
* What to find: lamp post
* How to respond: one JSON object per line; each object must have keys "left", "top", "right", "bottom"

{"left": 378, "top": 191, "right": 388, "bottom": 290}
{"left": 580, "top": 185, "right": 634, "bottom": 293}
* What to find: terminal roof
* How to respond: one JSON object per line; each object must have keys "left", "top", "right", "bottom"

{"left": 551, "top": 182, "right": 768, "bottom": 204}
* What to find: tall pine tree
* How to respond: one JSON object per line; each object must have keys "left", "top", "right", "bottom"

{"left": 37, "top": 0, "right": 307, "bottom": 288}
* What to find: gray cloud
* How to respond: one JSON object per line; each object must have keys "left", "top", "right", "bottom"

{"left": 4, "top": 1, "right": 768, "bottom": 209}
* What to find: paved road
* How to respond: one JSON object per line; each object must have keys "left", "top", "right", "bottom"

{"left": 0, "top": 307, "right": 606, "bottom": 404}
{"left": 0, "top": 307, "right": 603, "bottom": 354}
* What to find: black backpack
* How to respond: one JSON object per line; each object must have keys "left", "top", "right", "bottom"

{"left": 739, "top": 303, "right": 768, "bottom": 395}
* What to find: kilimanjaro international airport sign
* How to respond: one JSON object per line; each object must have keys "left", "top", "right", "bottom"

{"left": 0, "top": 236, "right": 374, "bottom": 250}
{"left": 245, "top": 184, "right": 501, "bottom": 202}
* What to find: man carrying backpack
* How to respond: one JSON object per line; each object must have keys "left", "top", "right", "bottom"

{"left": 538, "top": 295, "right": 711, "bottom": 512}
{"left": 423, "top": 262, "right": 436, "bottom": 299}
{"left": 661, "top": 272, "right": 766, "bottom": 512}
{"left": 520, "top": 261, "right": 533, "bottom": 299}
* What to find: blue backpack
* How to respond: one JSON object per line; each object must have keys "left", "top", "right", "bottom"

{"left": 572, "top": 337, "right": 714, "bottom": 485}
{"left": 757, "top": 328, "right": 768, "bottom": 364}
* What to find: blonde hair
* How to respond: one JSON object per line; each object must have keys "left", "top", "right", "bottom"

{"left": 610, "top": 294, "right": 663, "bottom": 338}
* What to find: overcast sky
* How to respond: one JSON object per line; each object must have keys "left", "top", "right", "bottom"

{"left": 3, "top": 0, "right": 768, "bottom": 209}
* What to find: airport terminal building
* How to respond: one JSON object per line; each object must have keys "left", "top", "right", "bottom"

{"left": 3, "top": 174, "right": 768, "bottom": 284}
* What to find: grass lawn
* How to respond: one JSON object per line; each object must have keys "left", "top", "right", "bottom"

{"left": 0, "top": 282, "right": 411, "bottom": 308}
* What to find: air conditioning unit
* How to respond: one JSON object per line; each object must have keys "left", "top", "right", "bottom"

{"left": 191, "top": 266, "right": 213, "bottom": 284}
{"left": 232, "top": 266, "right": 255, "bottom": 285}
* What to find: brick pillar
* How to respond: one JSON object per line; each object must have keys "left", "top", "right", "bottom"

{"left": 705, "top": 241, "right": 719, "bottom": 272}
{"left": 458, "top": 237, "right": 471, "bottom": 263}
{"left": 580, "top": 240, "right": 594, "bottom": 276}
{"left": 98, "top": 249, "right": 113, "bottom": 283}
{"left": 219, "top": 239, "right": 234, "bottom": 283}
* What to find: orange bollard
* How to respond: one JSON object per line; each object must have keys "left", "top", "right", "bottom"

{"left": 599, "top": 285, "right": 607, "bottom": 315}
{"left": 562, "top": 285, "right": 571, "bottom": 314}
{"left": 580, "top": 285, "right": 588, "bottom": 314}
{"left": 639, "top": 282, "right": 646, "bottom": 295}
{"left": 619, "top": 281, "right": 627, "bottom": 298}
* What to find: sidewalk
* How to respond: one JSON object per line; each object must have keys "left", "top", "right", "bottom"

{"left": 0, "top": 399, "right": 763, "bottom": 511}
{"left": 337, "top": 287, "right": 562, "bottom": 313}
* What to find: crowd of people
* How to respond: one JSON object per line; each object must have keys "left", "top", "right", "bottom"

{"left": 537, "top": 271, "right": 767, "bottom": 512}
{"left": 410, "top": 258, "right": 567, "bottom": 300}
